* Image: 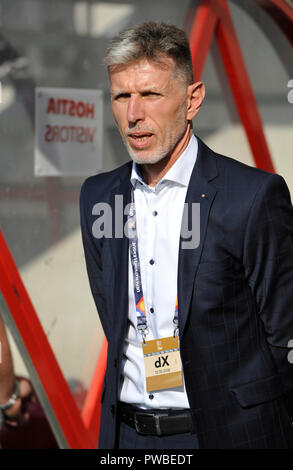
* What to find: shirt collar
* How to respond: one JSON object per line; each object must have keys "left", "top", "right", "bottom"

{"left": 130, "top": 134, "right": 198, "bottom": 189}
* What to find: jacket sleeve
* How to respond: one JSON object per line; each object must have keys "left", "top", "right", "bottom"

{"left": 79, "top": 180, "right": 111, "bottom": 339}
{"left": 243, "top": 173, "right": 293, "bottom": 416}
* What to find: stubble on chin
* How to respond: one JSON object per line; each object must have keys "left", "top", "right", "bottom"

{"left": 127, "top": 149, "right": 167, "bottom": 165}
{"left": 122, "top": 137, "right": 166, "bottom": 165}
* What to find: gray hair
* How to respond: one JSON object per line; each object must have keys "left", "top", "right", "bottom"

{"left": 104, "top": 21, "right": 194, "bottom": 85}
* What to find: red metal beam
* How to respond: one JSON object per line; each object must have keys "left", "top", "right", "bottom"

{"left": 252, "top": 0, "right": 293, "bottom": 45}
{"left": 0, "top": 230, "right": 95, "bottom": 449}
{"left": 189, "top": 0, "right": 220, "bottom": 82}
{"left": 188, "top": 0, "right": 276, "bottom": 173}
{"left": 81, "top": 338, "right": 107, "bottom": 447}
{"left": 215, "top": 0, "right": 275, "bottom": 172}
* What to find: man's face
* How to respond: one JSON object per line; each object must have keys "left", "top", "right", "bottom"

{"left": 109, "top": 57, "right": 190, "bottom": 164}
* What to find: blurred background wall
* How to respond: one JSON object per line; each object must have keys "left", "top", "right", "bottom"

{"left": 0, "top": 0, "right": 292, "bottom": 411}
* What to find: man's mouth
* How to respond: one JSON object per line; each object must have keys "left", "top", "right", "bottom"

{"left": 128, "top": 132, "right": 154, "bottom": 148}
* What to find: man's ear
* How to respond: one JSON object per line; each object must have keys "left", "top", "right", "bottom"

{"left": 186, "top": 81, "right": 205, "bottom": 120}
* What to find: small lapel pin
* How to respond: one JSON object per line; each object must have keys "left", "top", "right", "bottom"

{"left": 201, "top": 193, "right": 207, "bottom": 199}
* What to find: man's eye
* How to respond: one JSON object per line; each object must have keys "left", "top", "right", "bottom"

{"left": 115, "top": 93, "right": 130, "bottom": 100}
{"left": 142, "top": 92, "right": 160, "bottom": 97}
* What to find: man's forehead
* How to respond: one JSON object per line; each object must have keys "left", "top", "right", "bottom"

{"left": 109, "top": 55, "right": 176, "bottom": 77}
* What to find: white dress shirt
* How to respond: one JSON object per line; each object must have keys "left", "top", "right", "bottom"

{"left": 119, "top": 134, "right": 198, "bottom": 409}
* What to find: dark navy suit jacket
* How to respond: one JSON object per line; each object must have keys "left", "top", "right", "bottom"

{"left": 80, "top": 137, "right": 293, "bottom": 448}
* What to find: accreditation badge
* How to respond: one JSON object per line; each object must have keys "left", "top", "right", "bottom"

{"left": 142, "top": 336, "right": 183, "bottom": 392}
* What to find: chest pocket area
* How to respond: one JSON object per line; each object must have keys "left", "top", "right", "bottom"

{"left": 193, "top": 256, "right": 245, "bottom": 307}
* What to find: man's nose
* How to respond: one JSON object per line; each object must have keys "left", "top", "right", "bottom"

{"left": 127, "top": 96, "right": 145, "bottom": 124}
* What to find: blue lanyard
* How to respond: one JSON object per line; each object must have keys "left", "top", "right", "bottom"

{"left": 128, "top": 189, "right": 179, "bottom": 342}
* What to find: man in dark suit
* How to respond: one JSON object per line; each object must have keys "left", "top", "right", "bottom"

{"left": 80, "top": 21, "right": 293, "bottom": 449}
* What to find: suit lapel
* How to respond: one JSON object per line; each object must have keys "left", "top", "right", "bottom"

{"left": 178, "top": 139, "right": 218, "bottom": 340}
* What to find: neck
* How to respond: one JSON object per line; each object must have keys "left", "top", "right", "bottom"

{"left": 141, "top": 126, "right": 192, "bottom": 187}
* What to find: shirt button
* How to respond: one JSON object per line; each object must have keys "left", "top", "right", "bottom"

{"left": 150, "top": 307, "right": 154, "bottom": 314}
{"left": 149, "top": 259, "right": 155, "bottom": 265}
{"left": 152, "top": 210, "right": 158, "bottom": 216}
{"left": 149, "top": 394, "right": 154, "bottom": 400}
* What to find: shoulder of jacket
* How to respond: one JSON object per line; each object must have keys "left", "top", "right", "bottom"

{"left": 196, "top": 136, "right": 274, "bottom": 191}
{"left": 215, "top": 151, "right": 272, "bottom": 179}
{"left": 80, "top": 161, "right": 132, "bottom": 197}
{"left": 210, "top": 148, "right": 277, "bottom": 196}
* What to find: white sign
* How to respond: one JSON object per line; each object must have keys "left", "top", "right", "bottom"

{"left": 34, "top": 87, "right": 103, "bottom": 176}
